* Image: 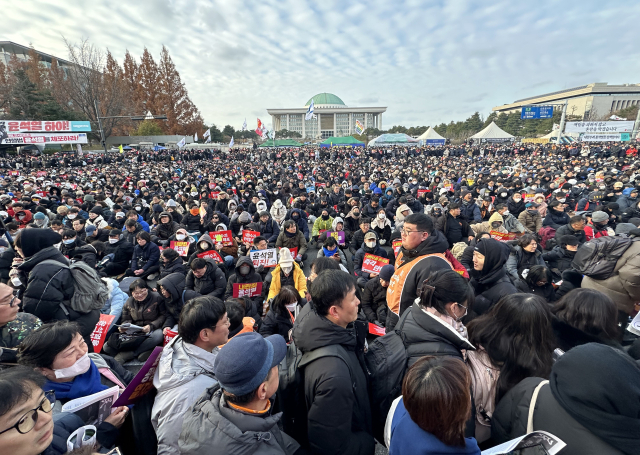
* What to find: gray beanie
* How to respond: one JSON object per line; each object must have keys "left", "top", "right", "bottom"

{"left": 591, "top": 211, "right": 609, "bottom": 223}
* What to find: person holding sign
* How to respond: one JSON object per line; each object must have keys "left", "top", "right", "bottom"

{"left": 211, "top": 223, "right": 238, "bottom": 269}
{"left": 264, "top": 248, "right": 307, "bottom": 311}
{"left": 275, "top": 220, "right": 308, "bottom": 263}
{"left": 371, "top": 208, "right": 392, "bottom": 245}
{"left": 354, "top": 232, "right": 388, "bottom": 288}
{"left": 223, "top": 257, "right": 264, "bottom": 320}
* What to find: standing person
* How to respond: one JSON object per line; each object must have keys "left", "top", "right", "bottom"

{"left": 386, "top": 213, "right": 454, "bottom": 330}
{"left": 385, "top": 356, "right": 481, "bottom": 455}
{"left": 178, "top": 332, "right": 301, "bottom": 455}
{"left": 152, "top": 296, "right": 229, "bottom": 455}
{"left": 291, "top": 270, "right": 375, "bottom": 455}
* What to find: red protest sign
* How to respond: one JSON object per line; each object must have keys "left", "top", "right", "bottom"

{"left": 170, "top": 241, "right": 189, "bottom": 256}
{"left": 392, "top": 239, "right": 402, "bottom": 257}
{"left": 524, "top": 193, "right": 536, "bottom": 202}
{"left": 315, "top": 182, "right": 326, "bottom": 187}
{"left": 197, "top": 250, "right": 224, "bottom": 262}
{"left": 417, "top": 189, "right": 429, "bottom": 198}
{"left": 163, "top": 329, "right": 178, "bottom": 346}
{"left": 36, "top": 171, "right": 47, "bottom": 177}
{"left": 90, "top": 314, "right": 116, "bottom": 353}
{"left": 361, "top": 253, "right": 390, "bottom": 274}
{"left": 210, "top": 230, "right": 233, "bottom": 246}
{"left": 232, "top": 282, "right": 263, "bottom": 298}
{"left": 489, "top": 231, "right": 516, "bottom": 241}
{"left": 368, "top": 323, "right": 386, "bottom": 336}
{"left": 288, "top": 247, "right": 298, "bottom": 258}
{"left": 210, "top": 191, "right": 220, "bottom": 199}
{"left": 242, "top": 230, "right": 260, "bottom": 244}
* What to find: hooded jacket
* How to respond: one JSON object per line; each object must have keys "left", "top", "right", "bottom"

{"left": 470, "top": 212, "right": 508, "bottom": 235}
{"left": 179, "top": 383, "right": 300, "bottom": 455}
{"left": 290, "top": 304, "right": 374, "bottom": 455}
{"left": 157, "top": 272, "right": 201, "bottom": 329}
{"left": 506, "top": 245, "right": 546, "bottom": 282}
{"left": 470, "top": 239, "right": 518, "bottom": 315}
{"left": 187, "top": 233, "right": 215, "bottom": 265}
{"left": 159, "top": 256, "right": 187, "bottom": 279}
{"left": 185, "top": 259, "right": 226, "bottom": 298}
{"left": 270, "top": 199, "right": 287, "bottom": 223}
{"left": 102, "top": 236, "right": 134, "bottom": 274}
{"left": 287, "top": 208, "right": 309, "bottom": 240}
{"left": 223, "top": 257, "right": 264, "bottom": 316}
{"left": 257, "top": 214, "right": 280, "bottom": 243}
{"left": 265, "top": 262, "right": 307, "bottom": 302}
{"left": 386, "top": 229, "right": 453, "bottom": 331}
{"left": 152, "top": 337, "right": 219, "bottom": 455}
{"left": 616, "top": 187, "right": 638, "bottom": 211}
{"left": 542, "top": 207, "right": 570, "bottom": 229}
{"left": 311, "top": 215, "right": 334, "bottom": 237}
{"left": 131, "top": 239, "right": 161, "bottom": 272}
{"left": 152, "top": 212, "right": 181, "bottom": 241}
{"left": 492, "top": 344, "right": 640, "bottom": 455}
{"left": 370, "top": 213, "right": 392, "bottom": 242}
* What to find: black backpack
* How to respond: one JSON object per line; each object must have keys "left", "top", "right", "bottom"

{"left": 277, "top": 339, "right": 354, "bottom": 447}
{"left": 571, "top": 236, "right": 638, "bottom": 280}
{"left": 364, "top": 309, "right": 410, "bottom": 445}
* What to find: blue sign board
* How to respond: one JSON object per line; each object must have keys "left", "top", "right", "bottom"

{"left": 70, "top": 121, "right": 92, "bottom": 132}
{"left": 521, "top": 106, "right": 554, "bottom": 119}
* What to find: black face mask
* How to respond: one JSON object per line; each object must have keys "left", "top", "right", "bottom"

{"left": 321, "top": 214, "right": 330, "bottom": 220}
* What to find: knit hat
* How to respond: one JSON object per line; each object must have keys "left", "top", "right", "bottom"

{"left": 19, "top": 229, "right": 62, "bottom": 258}
{"left": 213, "top": 332, "right": 287, "bottom": 396}
{"left": 591, "top": 211, "right": 609, "bottom": 223}
{"left": 379, "top": 264, "right": 395, "bottom": 282}
{"left": 90, "top": 206, "right": 103, "bottom": 215}
{"left": 115, "top": 211, "right": 125, "bottom": 218}
{"left": 615, "top": 223, "right": 637, "bottom": 236}
{"left": 33, "top": 212, "right": 46, "bottom": 220}
{"left": 560, "top": 235, "right": 579, "bottom": 247}
{"left": 85, "top": 225, "right": 97, "bottom": 235}
{"left": 278, "top": 247, "right": 294, "bottom": 266}
{"left": 238, "top": 212, "right": 252, "bottom": 224}
{"left": 109, "top": 229, "right": 121, "bottom": 237}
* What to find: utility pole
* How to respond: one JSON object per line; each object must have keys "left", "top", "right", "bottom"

{"left": 94, "top": 99, "right": 107, "bottom": 153}
{"left": 556, "top": 101, "right": 568, "bottom": 144}
{"left": 632, "top": 106, "right": 640, "bottom": 143}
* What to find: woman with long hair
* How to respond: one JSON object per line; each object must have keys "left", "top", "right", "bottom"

{"left": 259, "top": 285, "right": 303, "bottom": 342}
{"left": 466, "top": 293, "right": 555, "bottom": 443}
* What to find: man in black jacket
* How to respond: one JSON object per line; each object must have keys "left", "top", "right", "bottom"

{"left": 435, "top": 202, "right": 474, "bottom": 248}
{"left": 100, "top": 230, "right": 134, "bottom": 277}
{"left": 554, "top": 215, "right": 587, "bottom": 245}
{"left": 291, "top": 270, "right": 374, "bottom": 455}
{"left": 361, "top": 264, "right": 394, "bottom": 326}
{"left": 185, "top": 258, "right": 226, "bottom": 298}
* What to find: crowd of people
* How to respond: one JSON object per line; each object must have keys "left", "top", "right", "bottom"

{"left": 0, "top": 139, "right": 640, "bottom": 455}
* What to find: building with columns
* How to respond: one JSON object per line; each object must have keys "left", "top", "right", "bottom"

{"left": 267, "top": 93, "right": 387, "bottom": 140}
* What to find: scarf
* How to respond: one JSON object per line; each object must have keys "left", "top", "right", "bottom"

{"left": 44, "top": 360, "right": 107, "bottom": 400}
{"left": 322, "top": 247, "right": 336, "bottom": 257}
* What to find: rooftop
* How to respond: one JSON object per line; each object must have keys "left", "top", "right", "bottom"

{"left": 305, "top": 93, "right": 346, "bottom": 107}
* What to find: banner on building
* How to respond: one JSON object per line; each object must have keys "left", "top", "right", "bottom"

{"left": 580, "top": 133, "right": 630, "bottom": 142}
{"left": 0, "top": 120, "right": 91, "bottom": 133}
{"left": 0, "top": 133, "right": 89, "bottom": 145}
{"left": 565, "top": 121, "right": 634, "bottom": 133}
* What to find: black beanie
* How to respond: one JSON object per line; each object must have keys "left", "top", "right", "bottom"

{"left": 20, "top": 229, "right": 62, "bottom": 258}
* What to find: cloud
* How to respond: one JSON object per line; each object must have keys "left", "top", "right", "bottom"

{"left": 3, "top": 0, "right": 640, "bottom": 130}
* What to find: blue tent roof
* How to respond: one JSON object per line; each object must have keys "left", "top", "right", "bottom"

{"left": 153, "top": 145, "right": 166, "bottom": 151}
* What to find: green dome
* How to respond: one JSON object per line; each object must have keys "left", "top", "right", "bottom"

{"left": 305, "top": 93, "right": 346, "bottom": 107}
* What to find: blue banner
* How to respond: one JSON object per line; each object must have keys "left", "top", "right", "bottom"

{"left": 521, "top": 106, "right": 553, "bottom": 119}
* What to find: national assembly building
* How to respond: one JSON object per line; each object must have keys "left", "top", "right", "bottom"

{"left": 267, "top": 93, "right": 386, "bottom": 140}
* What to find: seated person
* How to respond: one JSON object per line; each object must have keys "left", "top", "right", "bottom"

{"left": 210, "top": 223, "right": 238, "bottom": 269}
{"left": 159, "top": 247, "right": 187, "bottom": 279}
{"left": 99, "top": 229, "right": 134, "bottom": 277}
{"left": 127, "top": 231, "right": 161, "bottom": 280}
{"left": 264, "top": 248, "right": 307, "bottom": 314}
{"left": 315, "top": 236, "right": 348, "bottom": 271}
{"left": 185, "top": 258, "right": 226, "bottom": 299}
{"left": 317, "top": 217, "right": 349, "bottom": 250}
{"left": 361, "top": 264, "right": 394, "bottom": 327}
{"left": 0, "top": 283, "right": 41, "bottom": 363}
{"left": 354, "top": 231, "right": 388, "bottom": 288}
{"left": 157, "top": 272, "right": 201, "bottom": 335}
{"left": 225, "top": 298, "right": 256, "bottom": 339}
{"left": 18, "top": 321, "right": 132, "bottom": 451}
{"left": 259, "top": 285, "right": 304, "bottom": 343}
{"left": 103, "top": 279, "right": 166, "bottom": 363}
{"left": 275, "top": 220, "right": 308, "bottom": 263}
{"left": 223, "top": 257, "right": 264, "bottom": 323}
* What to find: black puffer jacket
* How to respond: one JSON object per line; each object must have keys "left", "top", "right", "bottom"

{"left": 552, "top": 317, "right": 623, "bottom": 354}
{"left": 258, "top": 309, "right": 293, "bottom": 342}
{"left": 103, "top": 237, "right": 134, "bottom": 274}
{"left": 159, "top": 257, "right": 187, "bottom": 279}
{"left": 157, "top": 272, "right": 200, "bottom": 329}
{"left": 152, "top": 212, "right": 182, "bottom": 241}
{"left": 18, "top": 246, "right": 99, "bottom": 342}
{"left": 291, "top": 304, "right": 374, "bottom": 455}
{"left": 542, "top": 208, "right": 570, "bottom": 229}
{"left": 470, "top": 239, "right": 518, "bottom": 315}
{"left": 180, "top": 212, "right": 202, "bottom": 232}
{"left": 361, "top": 276, "right": 387, "bottom": 323}
{"left": 185, "top": 259, "right": 226, "bottom": 298}
{"left": 223, "top": 256, "right": 263, "bottom": 319}
{"left": 542, "top": 246, "right": 575, "bottom": 276}
{"left": 554, "top": 223, "right": 587, "bottom": 244}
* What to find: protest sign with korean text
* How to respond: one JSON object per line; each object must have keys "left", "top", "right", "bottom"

{"left": 89, "top": 314, "right": 116, "bottom": 353}
{"left": 210, "top": 230, "right": 233, "bottom": 246}
{"left": 490, "top": 231, "right": 516, "bottom": 241}
{"left": 170, "top": 241, "right": 189, "bottom": 256}
{"left": 113, "top": 347, "right": 163, "bottom": 407}
{"left": 249, "top": 248, "right": 278, "bottom": 268}
{"left": 197, "top": 250, "right": 224, "bottom": 262}
{"left": 242, "top": 230, "right": 260, "bottom": 244}
{"left": 232, "top": 282, "right": 263, "bottom": 298}
{"left": 392, "top": 239, "right": 402, "bottom": 257}
{"left": 361, "top": 253, "right": 390, "bottom": 274}
{"left": 330, "top": 230, "right": 346, "bottom": 246}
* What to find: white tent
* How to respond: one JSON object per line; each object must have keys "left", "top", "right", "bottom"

{"left": 470, "top": 122, "right": 514, "bottom": 142}
{"left": 417, "top": 127, "right": 446, "bottom": 145}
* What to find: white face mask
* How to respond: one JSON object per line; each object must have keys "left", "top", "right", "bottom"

{"left": 199, "top": 242, "right": 208, "bottom": 249}
{"left": 176, "top": 234, "right": 186, "bottom": 241}
{"left": 68, "top": 214, "right": 76, "bottom": 220}
{"left": 282, "top": 264, "right": 293, "bottom": 274}
{"left": 378, "top": 213, "right": 385, "bottom": 219}
{"left": 54, "top": 353, "right": 91, "bottom": 379}
{"left": 11, "top": 276, "right": 22, "bottom": 286}
{"left": 286, "top": 303, "right": 297, "bottom": 313}
{"left": 109, "top": 238, "right": 119, "bottom": 244}
{"left": 558, "top": 198, "right": 566, "bottom": 203}
{"left": 366, "top": 241, "right": 376, "bottom": 248}
{"left": 502, "top": 210, "right": 509, "bottom": 216}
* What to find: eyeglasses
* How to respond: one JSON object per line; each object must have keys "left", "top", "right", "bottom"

{"left": 131, "top": 289, "right": 148, "bottom": 296}
{"left": 0, "top": 290, "right": 19, "bottom": 307}
{"left": 0, "top": 391, "right": 55, "bottom": 435}
{"left": 456, "top": 303, "right": 468, "bottom": 318}
{"left": 400, "top": 228, "right": 425, "bottom": 237}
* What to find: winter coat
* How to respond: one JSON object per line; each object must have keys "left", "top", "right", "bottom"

{"left": 265, "top": 263, "right": 307, "bottom": 302}
{"left": 290, "top": 304, "right": 375, "bottom": 455}
{"left": 185, "top": 259, "right": 226, "bottom": 298}
{"left": 505, "top": 246, "right": 546, "bottom": 282}
{"left": 542, "top": 209, "right": 570, "bottom": 229}
{"left": 270, "top": 200, "right": 288, "bottom": 224}
{"left": 470, "top": 212, "right": 508, "bottom": 235}
{"left": 502, "top": 212, "right": 526, "bottom": 234}
{"left": 542, "top": 246, "right": 575, "bottom": 276}
{"left": 100, "top": 278, "right": 126, "bottom": 328}
{"left": 179, "top": 383, "right": 300, "bottom": 455}
{"left": 583, "top": 222, "right": 610, "bottom": 241}
{"left": 518, "top": 209, "right": 542, "bottom": 234}
{"left": 152, "top": 337, "right": 219, "bottom": 455}
{"left": 470, "top": 239, "right": 518, "bottom": 315}
{"left": 386, "top": 229, "right": 453, "bottom": 331}
{"left": 103, "top": 238, "right": 134, "bottom": 275}
{"left": 159, "top": 257, "right": 187, "bottom": 279}
{"left": 87, "top": 214, "right": 109, "bottom": 230}
{"left": 275, "top": 229, "right": 308, "bottom": 257}
{"left": 507, "top": 197, "right": 526, "bottom": 218}
{"left": 223, "top": 257, "right": 264, "bottom": 317}
{"left": 288, "top": 208, "right": 309, "bottom": 240}
{"left": 436, "top": 213, "right": 474, "bottom": 248}
{"left": 354, "top": 242, "right": 388, "bottom": 281}
{"left": 121, "top": 291, "right": 167, "bottom": 331}
{"left": 370, "top": 215, "right": 392, "bottom": 243}
{"left": 180, "top": 212, "right": 202, "bottom": 232}
{"left": 187, "top": 234, "right": 217, "bottom": 265}
{"left": 259, "top": 308, "right": 294, "bottom": 342}
{"left": 152, "top": 212, "right": 182, "bottom": 241}
{"left": 551, "top": 317, "right": 623, "bottom": 354}
{"left": 554, "top": 223, "right": 587, "bottom": 245}
{"left": 122, "top": 224, "right": 142, "bottom": 245}
{"left": 131, "top": 240, "right": 161, "bottom": 272}
{"left": 581, "top": 239, "right": 640, "bottom": 314}
{"left": 616, "top": 188, "right": 638, "bottom": 211}
{"left": 157, "top": 272, "right": 200, "bottom": 329}
{"left": 257, "top": 216, "right": 280, "bottom": 243}
{"left": 18, "top": 246, "right": 99, "bottom": 340}
{"left": 312, "top": 215, "right": 334, "bottom": 237}
{"left": 361, "top": 277, "right": 388, "bottom": 323}
{"left": 460, "top": 200, "right": 482, "bottom": 223}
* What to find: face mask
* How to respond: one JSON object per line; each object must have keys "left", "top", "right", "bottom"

{"left": 500, "top": 193, "right": 507, "bottom": 198}
{"left": 282, "top": 265, "right": 293, "bottom": 274}
{"left": 513, "top": 197, "right": 521, "bottom": 202}
{"left": 54, "top": 353, "right": 91, "bottom": 379}
{"left": 199, "top": 242, "right": 208, "bottom": 249}
{"left": 176, "top": 234, "right": 186, "bottom": 241}
{"left": 353, "top": 211, "right": 360, "bottom": 216}
{"left": 11, "top": 276, "right": 21, "bottom": 287}
{"left": 239, "top": 265, "right": 251, "bottom": 275}
{"left": 18, "top": 215, "right": 25, "bottom": 220}
{"left": 286, "top": 303, "right": 297, "bottom": 313}
{"left": 63, "top": 239, "right": 75, "bottom": 245}
{"left": 378, "top": 213, "right": 385, "bottom": 219}
{"left": 366, "top": 241, "right": 376, "bottom": 248}
{"left": 135, "top": 207, "right": 141, "bottom": 211}
{"left": 491, "top": 222, "right": 502, "bottom": 228}
{"left": 35, "top": 220, "right": 45, "bottom": 226}
{"left": 558, "top": 198, "right": 566, "bottom": 203}
{"left": 321, "top": 214, "right": 330, "bottom": 220}
{"left": 68, "top": 214, "right": 76, "bottom": 220}
{"left": 109, "top": 238, "right": 119, "bottom": 244}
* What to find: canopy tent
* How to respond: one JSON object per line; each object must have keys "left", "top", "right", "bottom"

{"left": 416, "top": 127, "right": 446, "bottom": 145}
{"left": 469, "top": 122, "right": 514, "bottom": 143}
{"left": 152, "top": 145, "right": 166, "bottom": 151}
{"left": 122, "top": 146, "right": 133, "bottom": 150}
{"left": 368, "top": 133, "right": 419, "bottom": 147}
{"left": 258, "top": 139, "right": 303, "bottom": 147}
{"left": 319, "top": 136, "right": 365, "bottom": 148}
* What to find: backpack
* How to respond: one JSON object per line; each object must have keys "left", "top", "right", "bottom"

{"left": 571, "top": 236, "right": 638, "bottom": 280}
{"left": 36, "top": 259, "right": 109, "bottom": 313}
{"left": 364, "top": 310, "right": 410, "bottom": 444}
{"left": 277, "top": 339, "right": 354, "bottom": 447}
{"left": 538, "top": 226, "right": 556, "bottom": 250}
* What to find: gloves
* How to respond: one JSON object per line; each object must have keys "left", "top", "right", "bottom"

{"left": 379, "top": 239, "right": 386, "bottom": 245}
{"left": 296, "top": 254, "right": 302, "bottom": 261}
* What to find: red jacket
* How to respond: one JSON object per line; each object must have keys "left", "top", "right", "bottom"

{"left": 14, "top": 210, "right": 33, "bottom": 228}
{"left": 584, "top": 222, "right": 609, "bottom": 241}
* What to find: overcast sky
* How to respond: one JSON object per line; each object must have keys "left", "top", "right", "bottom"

{"left": 4, "top": 0, "right": 640, "bottom": 130}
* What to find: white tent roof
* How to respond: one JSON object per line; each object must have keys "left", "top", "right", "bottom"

{"left": 416, "top": 127, "right": 445, "bottom": 141}
{"left": 470, "top": 121, "right": 514, "bottom": 139}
